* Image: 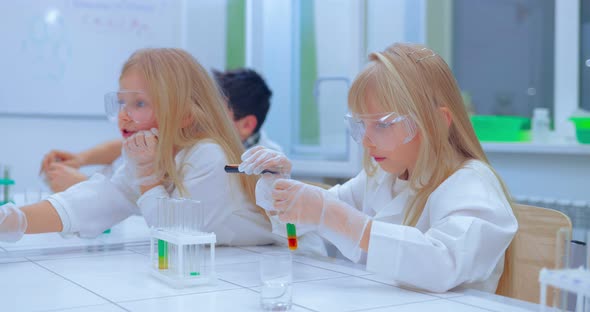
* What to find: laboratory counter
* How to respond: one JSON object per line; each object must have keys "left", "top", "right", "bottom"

{"left": 0, "top": 227, "right": 547, "bottom": 312}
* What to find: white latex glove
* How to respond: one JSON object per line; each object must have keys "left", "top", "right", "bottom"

{"left": 0, "top": 203, "right": 27, "bottom": 242}
{"left": 239, "top": 146, "right": 292, "bottom": 176}
{"left": 272, "top": 179, "right": 370, "bottom": 262}
{"left": 123, "top": 128, "right": 161, "bottom": 185}
{"left": 255, "top": 174, "right": 278, "bottom": 212}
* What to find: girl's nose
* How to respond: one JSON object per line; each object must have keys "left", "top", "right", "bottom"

{"left": 362, "top": 133, "right": 375, "bottom": 149}
{"left": 118, "top": 107, "right": 132, "bottom": 122}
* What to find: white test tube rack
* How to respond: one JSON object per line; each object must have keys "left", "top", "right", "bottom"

{"left": 540, "top": 267, "right": 590, "bottom": 312}
{"left": 150, "top": 229, "right": 217, "bottom": 288}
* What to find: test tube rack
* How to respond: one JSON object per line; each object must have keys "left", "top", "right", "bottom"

{"left": 150, "top": 229, "right": 217, "bottom": 288}
{"left": 540, "top": 267, "right": 590, "bottom": 312}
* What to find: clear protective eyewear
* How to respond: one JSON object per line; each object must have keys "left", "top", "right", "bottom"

{"left": 104, "top": 90, "right": 154, "bottom": 124}
{"left": 344, "top": 112, "right": 417, "bottom": 151}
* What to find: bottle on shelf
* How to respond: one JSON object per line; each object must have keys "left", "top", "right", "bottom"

{"left": 532, "top": 108, "right": 551, "bottom": 143}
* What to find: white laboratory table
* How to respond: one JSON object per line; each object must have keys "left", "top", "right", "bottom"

{"left": 1, "top": 233, "right": 547, "bottom": 312}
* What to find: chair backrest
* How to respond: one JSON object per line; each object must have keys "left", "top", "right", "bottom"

{"left": 496, "top": 204, "right": 572, "bottom": 304}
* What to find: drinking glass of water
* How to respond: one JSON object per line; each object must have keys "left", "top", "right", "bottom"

{"left": 260, "top": 251, "right": 292, "bottom": 311}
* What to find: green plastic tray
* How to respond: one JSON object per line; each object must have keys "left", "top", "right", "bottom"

{"left": 570, "top": 117, "right": 590, "bottom": 144}
{"left": 470, "top": 115, "right": 531, "bottom": 142}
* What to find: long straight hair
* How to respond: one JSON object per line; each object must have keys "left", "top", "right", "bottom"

{"left": 348, "top": 42, "right": 513, "bottom": 226}
{"left": 120, "top": 48, "right": 260, "bottom": 212}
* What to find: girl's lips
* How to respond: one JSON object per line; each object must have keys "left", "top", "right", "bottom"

{"left": 373, "top": 156, "right": 386, "bottom": 162}
{"left": 121, "top": 129, "right": 136, "bottom": 138}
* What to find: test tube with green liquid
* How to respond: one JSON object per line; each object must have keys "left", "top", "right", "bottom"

{"left": 287, "top": 223, "right": 297, "bottom": 250}
{"left": 1, "top": 166, "right": 14, "bottom": 205}
{"left": 3, "top": 166, "right": 8, "bottom": 203}
{"left": 158, "top": 239, "right": 168, "bottom": 270}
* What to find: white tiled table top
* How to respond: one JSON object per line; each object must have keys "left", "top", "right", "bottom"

{"left": 0, "top": 240, "right": 547, "bottom": 312}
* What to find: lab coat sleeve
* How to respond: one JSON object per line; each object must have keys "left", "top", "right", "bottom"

{"left": 328, "top": 170, "right": 367, "bottom": 209}
{"left": 366, "top": 166, "right": 518, "bottom": 293}
{"left": 136, "top": 143, "right": 235, "bottom": 232}
{"left": 47, "top": 172, "right": 138, "bottom": 238}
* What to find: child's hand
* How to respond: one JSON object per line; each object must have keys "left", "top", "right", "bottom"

{"left": 239, "top": 146, "right": 291, "bottom": 177}
{"left": 0, "top": 203, "right": 27, "bottom": 242}
{"left": 271, "top": 179, "right": 326, "bottom": 225}
{"left": 40, "top": 150, "right": 83, "bottom": 174}
{"left": 45, "top": 163, "right": 88, "bottom": 192}
{"left": 123, "top": 128, "right": 161, "bottom": 185}
{"left": 271, "top": 178, "right": 370, "bottom": 261}
{"left": 124, "top": 129, "right": 159, "bottom": 166}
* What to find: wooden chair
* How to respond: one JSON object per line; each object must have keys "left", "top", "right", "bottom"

{"left": 496, "top": 204, "right": 572, "bottom": 304}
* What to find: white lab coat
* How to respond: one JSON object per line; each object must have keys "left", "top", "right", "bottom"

{"left": 257, "top": 131, "right": 283, "bottom": 152}
{"left": 47, "top": 140, "right": 276, "bottom": 246}
{"left": 329, "top": 160, "right": 518, "bottom": 293}
{"left": 96, "top": 155, "right": 124, "bottom": 179}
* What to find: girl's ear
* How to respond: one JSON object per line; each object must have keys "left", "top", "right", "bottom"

{"left": 439, "top": 107, "right": 452, "bottom": 127}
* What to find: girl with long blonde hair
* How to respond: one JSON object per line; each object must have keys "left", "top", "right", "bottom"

{"left": 239, "top": 42, "right": 518, "bottom": 292}
{"left": 0, "top": 48, "right": 274, "bottom": 246}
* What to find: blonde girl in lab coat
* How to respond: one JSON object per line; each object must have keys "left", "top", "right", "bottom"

{"left": 0, "top": 48, "right": 274, "bottom": 245}
{"left": 239, "top": 42, "right": 518, "bottom": 293}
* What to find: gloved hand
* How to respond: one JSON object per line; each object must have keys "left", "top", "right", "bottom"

{"left": 39, "top": 149, "right": 84, "bottom": 174}
{"left": 123, "top": 128, "right": 162, "bottom": 185}
{"left": 271, "top": 179, "right": 371, "bottom": 262}
{"left": 0, "top": 203, "right": 27, "bottom": 242}
{"left": 239, "top": 146, "right": 292, "bottom": 177}
{"left": 45, "top": 163, "right": 87, "bottom": 192}
{"left": 255, "top": 174, "right": 278, "bottom": 212}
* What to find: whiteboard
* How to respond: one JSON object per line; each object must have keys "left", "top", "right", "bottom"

{"left": 0, "top": 0, "right": 183, "bottom": 117}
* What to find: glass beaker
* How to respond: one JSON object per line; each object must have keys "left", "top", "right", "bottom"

{"left": 259, "top": 251, "right": 292, "bottom": 311}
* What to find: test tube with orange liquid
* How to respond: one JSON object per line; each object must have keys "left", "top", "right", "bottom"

{"left": 287, "top": 223, "right": 297, "bottom": 250}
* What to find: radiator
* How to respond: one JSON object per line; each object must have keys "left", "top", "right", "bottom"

{"left": 513, "top": 195, "right": 590, "bottom": 242}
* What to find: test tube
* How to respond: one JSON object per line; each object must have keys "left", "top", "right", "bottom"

{"left": 156, "top": 197, "right": 169, "bottom": 270}
{"left": 184, "top": 245, "right": 188, "bottom": 276}
{"left": 287, "top": 223, "right": 297, "bottom": 250}
{"left": 158, "top": 239, "right": 168, "bottom": 270}
{"left": 168, "top": 198, "right": 173, "bottom": 231}
{"left": 183, "top": 199, "right": 190, "bottom": 233}
{"left": 0, "top": 165, "right": 3, "bottom": 204}
{"left": 0, "top": 165, "right": 7, "bottom": 204}
{"left": 183, "top": 244, "right": 198, "bottom": 277}
{"left": 170, "top": 243, "right": 176, "bottom": 274}
{"left": 3, "top": 166, "right": 11, "bottom": 204}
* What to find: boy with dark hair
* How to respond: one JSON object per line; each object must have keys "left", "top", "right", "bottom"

{"left": 213, "top": 68, "right": 282, "bottom": 151}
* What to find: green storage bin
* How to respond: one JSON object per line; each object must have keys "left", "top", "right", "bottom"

{"left": 470, "top": 115, "right": 531, "bottom": 142}
{"left": 569, "top": 117, "right": 590, "bottom": 144}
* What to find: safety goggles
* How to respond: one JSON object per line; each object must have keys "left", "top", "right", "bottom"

{"left": 344, "top": 112, "right": 417, "bottom": 151}
{"left": 104, "top": 90, "right": 154, "bottom": 124}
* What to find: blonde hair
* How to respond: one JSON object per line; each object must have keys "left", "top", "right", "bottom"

{"left": 120, "top": 48, "right": 260, "bottom": 210}
{"left": 348, "top": 42, "right": 513, "bottom": 226}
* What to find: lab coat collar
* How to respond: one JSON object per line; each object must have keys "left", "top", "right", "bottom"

{"left": 365, "top": 168, "right": 412, "bottom": 221}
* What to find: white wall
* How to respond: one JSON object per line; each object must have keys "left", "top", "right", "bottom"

{"left": 184, "top": 0, "right": 227, "bottom": 71}
{"left": 367, "top": 0, "right": 425, "bottom": 53}
{"left": 250, "top": 0, "right": 293, "bottom": 151}
{"left": 488, "top": 151, "right": 590, "bottom": 202}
